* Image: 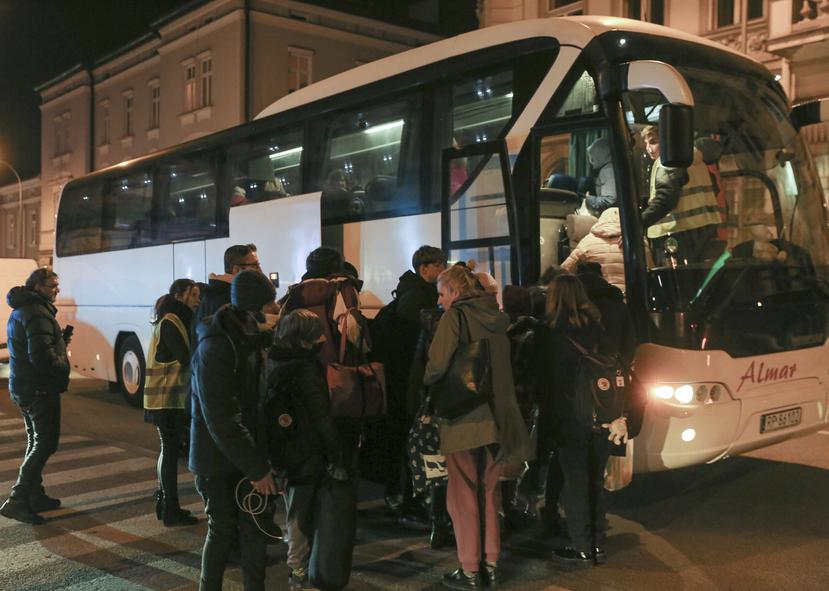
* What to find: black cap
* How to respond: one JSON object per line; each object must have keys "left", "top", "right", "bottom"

{"left": 304, "top": 247, "right": 344, "bottom": 279}
{"left": 231, "top": 270, "right": 276, "bottom": 313}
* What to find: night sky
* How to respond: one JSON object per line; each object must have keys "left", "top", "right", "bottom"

{"left": 0, "top": 0, "right": 476, "bottom": 186}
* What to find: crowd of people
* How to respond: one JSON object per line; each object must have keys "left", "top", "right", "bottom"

{"left": 0, "top": 237, "right": 642, "bottom": 591}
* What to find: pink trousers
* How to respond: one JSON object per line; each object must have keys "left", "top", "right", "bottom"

{"left": 445, "top": 447, "right": 503, "bottom": 573}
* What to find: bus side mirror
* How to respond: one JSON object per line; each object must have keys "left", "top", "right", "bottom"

{"left": 659, "top": 104, "right": 694, "bottom": 168}
{"left": 791, "top": 98, "right": 829, "bottom": 131}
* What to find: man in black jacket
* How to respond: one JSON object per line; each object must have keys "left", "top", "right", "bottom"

{"left": 191, "top": 243, "right": 260, "bottom": 346}
{"left": 0, "top": 268, "right": 70, "bottom": 525}
{"left": 190, "top": 270, "right": 277, "bottom": 591}
{"left": 381, "top": 245, "right": 446, "bottom": 516}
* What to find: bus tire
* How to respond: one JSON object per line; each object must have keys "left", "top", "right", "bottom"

{"left": 116, "top": 335, "right": 145, "bottom": 407}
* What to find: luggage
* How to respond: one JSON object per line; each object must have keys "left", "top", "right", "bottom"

{"left": 309, "top": 474, "right": 357, "bottom": 591}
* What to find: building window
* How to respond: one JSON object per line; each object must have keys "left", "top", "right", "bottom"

{"left": 627, "top": 0, "right": 666, "bottom": 24}
{"left": 53, "top": 116, "right": 62, "bottom": 156}
{"left": 288, "top": 47, "right": 314, "bottom": 93}
{"left": 123, "top": 91, "right": 134, "bottom": 137}
{"left": 62, "top": 112, "right": 71, "bottom": 154}
{"left": 149, "top": 81, "right": 160, "bottom": 129}
{"left": 794, "top": 1, "right": 818, "bottom": 21}
{"left": 100, "top": 100, "right": 110, "bottom": 145}
{"left": 200, "top": 57, "right": 212, "bottom": 107}
{"left": 716, "top": 0, "right": 736, "bottom": 27}
{"left": 28, "top": 209, "right": 37, "bottom": 248}
{"left": 747, "top": 0, "right": 764, "bottom": 20}
{"left": 6, "top": 214, "right": 15, "bottom": 250}
{"left": 547, "top": 0, "right": 583, "bottom": 14}
{"left": 184, "top": 60, "right": 197, "bottom": 112}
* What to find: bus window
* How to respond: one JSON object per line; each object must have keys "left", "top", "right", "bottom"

{"left": 55, "top": 181, "right": 105, "bottom": 257}
{"left": 228, "top": 127, "right": 302, "bottom": 206}
{"left": 555, "top": 70, "right": 600, "bottom": 118}
{"left": 157, "top": 153, "right": 218, "bottom": 243}
{"left": 319, "top": 99, "right": 419, "bottom": 222}
{"left": 106, "top": 170, "right": 154, "bottom": 250}
{"left": 452, "top": 69, "right": 513, "bottom": 147}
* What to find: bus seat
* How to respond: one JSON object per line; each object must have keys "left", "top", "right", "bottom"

{"left": 566, "top": 212, "right": 597, "bottom": 249}
{"left": 365, "top": 175, "right": 396, "bottom": 208}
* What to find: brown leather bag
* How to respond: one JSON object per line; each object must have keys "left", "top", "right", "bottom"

{"left": 327, "top": 310, "right": 387, "bottom": 419}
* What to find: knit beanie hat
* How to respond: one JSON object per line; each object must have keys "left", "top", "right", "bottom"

{"left": 231, "top": 270, "right": 276, "bottom": 313}
{"left": 305, "top": 247, "right": 344, "bottom": 279}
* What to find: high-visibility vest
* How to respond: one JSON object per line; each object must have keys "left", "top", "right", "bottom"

{"left": 143, "top": 313, "right": 190, "bottom": 410}
{"left": 647, "top": 160, "right": 722, "bottom": 239}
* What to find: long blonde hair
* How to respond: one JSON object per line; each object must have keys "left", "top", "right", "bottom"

{"left": 546, "top": 274, "right": 599, "bottom": 328}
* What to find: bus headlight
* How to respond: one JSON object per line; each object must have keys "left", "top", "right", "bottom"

{"left": 675, "top": 385, "right": 694, "bottom": 404}
{"left": 648, "top": 382, "right": 730, "bottom": 405}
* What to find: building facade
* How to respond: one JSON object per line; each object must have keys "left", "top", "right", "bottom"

{"left": 0, "top": 177, "right": 41, "bottom": 261}
{"left": 29, "top": 0, "right": 439, "bottom": 263}
{"left": 479, "top": 0, "right": 829, "bottom": 195}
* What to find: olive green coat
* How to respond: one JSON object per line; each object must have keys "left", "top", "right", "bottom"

{"left": 424, "top": 293, "right": 534, "bottom": 466}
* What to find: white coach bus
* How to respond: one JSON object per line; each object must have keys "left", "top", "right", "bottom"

{"left": 53, "top": 16, "right": 829, "bottom": 472}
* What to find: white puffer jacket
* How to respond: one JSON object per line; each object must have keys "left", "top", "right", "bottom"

{"left": 562, "top": 207, "right": 626, "bottom": 295}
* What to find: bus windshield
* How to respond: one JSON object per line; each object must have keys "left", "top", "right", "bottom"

{"left": 625, "top": 65, "right": 829, "bottom": 356}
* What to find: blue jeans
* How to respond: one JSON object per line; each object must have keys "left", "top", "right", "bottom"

{"left": 10, "top": 393, "right": 61, "bottom": 500}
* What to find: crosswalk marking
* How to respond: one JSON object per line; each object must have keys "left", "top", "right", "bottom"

{"left": 0, "top": 457, "right": 157, "bottom": 491}
{"left": 0, "top": 444, "right": 126, "bottom": 471}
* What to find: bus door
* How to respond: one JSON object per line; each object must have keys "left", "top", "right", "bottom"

{"left": 441, "top": 140, "right": 519, "bottom": 288}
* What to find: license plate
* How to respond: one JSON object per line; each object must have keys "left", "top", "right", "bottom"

{"left": 760, "top": 407, "right": 802, "bottom": 434}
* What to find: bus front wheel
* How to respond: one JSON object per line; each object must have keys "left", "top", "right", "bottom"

{"left": 117, "top": 335, "right": 145, "bottom": 407}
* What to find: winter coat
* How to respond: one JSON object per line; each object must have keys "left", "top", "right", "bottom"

{"left": 424, "top": 293, "right": 534, "bottom": 465}
{"left": 264, "top": 347, "right": 342, "bottom": 482}
{"left": 536, "top": 317, "right": 609, "bottom": 447}
{"left": 585, "top": 138, "right": 618, "bottom": 214}
{"left": 562, "top": 207, "right": 626, "bottom": 295}
{"left": 190, "top": 275, "right": 232, "bottom": 348}
{"left": 385, "top": 270, "right": 438, "bottom": 412}
{"left": 188, "top": 305, "right": 272, "bottom": 480}
{"left": 6, "top": 286, "right": 70, "bottom": 404}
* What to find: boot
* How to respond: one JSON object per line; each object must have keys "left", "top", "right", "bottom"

{"left": 30, "top": 491, "right": 61, "bottom": 513}
{"left": 159, "top": 492, "right": 197, "bottom": 527}
{"left": 0, "top": 497, "right": 45, "bottom": 525}
{"left": 429, "top": 486, "right": 453, "bottom": 550}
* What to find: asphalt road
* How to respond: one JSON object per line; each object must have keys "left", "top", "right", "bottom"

{"left": 1, "top": 371, "right": 828, "bottom": 591}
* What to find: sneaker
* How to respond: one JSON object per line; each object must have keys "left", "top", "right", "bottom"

{"left": 30, "top": 492, "right": 61, "bottom": 513}
{"left": 551, "top": 547, "right": 593, "bottom": 567}
{"left": 0, "top": 498, "right": 45, "bottom": 525}
{"left": 483, "top": 563, "right": 499, "bottom": 589}
{"left": 593, "top": 546, "right": 607, "bottom": 565}
{"left": 442, "top": 568, "right": 482, "bottom": 590}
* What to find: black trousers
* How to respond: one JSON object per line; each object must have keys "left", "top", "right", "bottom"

{"left": 195, "top": 474, "right": 267, "bottom": 591}
{"left": 10, "top": 394, "right": 61, "bottom": 500}
{"left": 556, "top": 430, "right": 612, "bottom": 553}
{"left": 157, "top": 426, "right": 182, "bottom": 508}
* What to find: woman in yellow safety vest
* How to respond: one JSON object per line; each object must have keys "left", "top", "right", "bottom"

{"left": 143, "top": 278, "right": 200, "bottom": 526}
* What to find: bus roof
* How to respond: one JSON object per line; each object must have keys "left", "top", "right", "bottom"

{"left": 256, "top": 15, "right": 750, "bottom": 121}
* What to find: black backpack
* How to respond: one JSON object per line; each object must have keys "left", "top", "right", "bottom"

{"left": 567, "top": 337, "right": 627, "bottom": 428}
{"left": 368, "top": 291, "right": 400, "bottom": 365}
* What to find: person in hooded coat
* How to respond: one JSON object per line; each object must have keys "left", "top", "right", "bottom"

{"left": 190, "top": 270, "right": 278, "bottom": 591}
{"left": 424, "top": 265, "right": 534, "bottom": 590}
{"left": 585, "top": 137, "right": 617, "bottom": 215}
{"left": 561, "top": 208, "right": 626, "bottom": 295}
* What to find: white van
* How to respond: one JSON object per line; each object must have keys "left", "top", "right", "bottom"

{"left": 1, "top": 258, "right": 38, "bottom": 362}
